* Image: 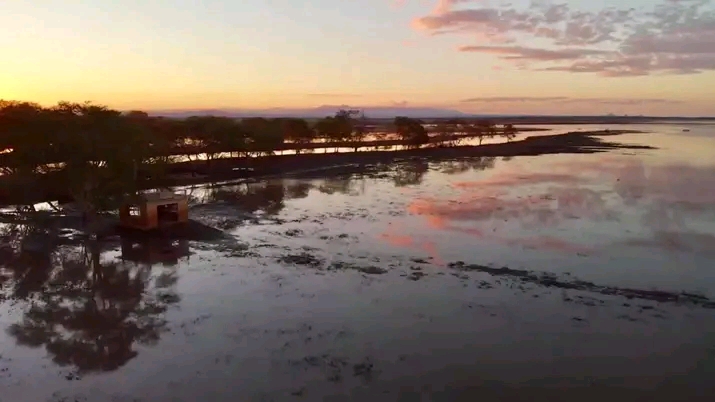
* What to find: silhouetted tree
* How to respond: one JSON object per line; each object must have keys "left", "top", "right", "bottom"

{"left": 280, "top": 118, "right": 315, "bottom": 154}
{"left": 242, "top": 118, "right": 284, "bottom": 156}
{"left": 503, "top": 124, "right": 517, "bottom": 142}
{"left": 313, "top": 110, "right": 356, "bottom": 151}
{"left": 394, "top": 116, "right": 429, "bottom": 147}
{"left": 349, "top": 110, "right": 368, "bottom": 152}
{"left": 51, "top": 102, "right": 168, "bottom": 231}
{"left": 431, "top": 122, "right": 461, "bottom": 147}
{"left": 393, "top": 159, "right": 429, "bottom": 187}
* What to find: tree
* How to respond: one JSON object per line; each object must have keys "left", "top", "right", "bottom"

{"left": 153, "top": 118, "right": 191, "bottom": 156}
{"left": 242, "top": 118, "right": 284, "bottom": 156}
{"left": 124, "top": 110, "right": 149, "bottom": 120}
{"left": 503, "top": 123, "right": 517, "bottom": 142}
{"left": 184, "top": 116, "right": 245, "bottom": 163}
{"left": 394, "top": 116, "right": 429, "bottom": 147}
{"left": 314, "top": 117, "right": 335, "bottom": 142}
{"left": 0, "top": 101, "right": 58, "bottom": 171}
{"left": 393, "top": 160, "right": 429, "bottom": 187}
{"left": 331, "top": 110, "right": 357, "bottom": 151}
{"left": 280, "top": 118, "right": 315, "bottom": 154}
{"left": 348, "top": 110, "right": 367, "bottom": 152}
{"left": 474, "top": 120, "right": 497, "bottom": 145}
{"left": 47, "top": 102, "right": 167, "bottom": 231}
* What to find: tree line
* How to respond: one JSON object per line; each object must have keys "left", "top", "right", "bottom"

{"left": 1, "top": 101, "right": 517, "bottom": 165}
{"left": 0, "top": 100, "right": 517, "bottom": 225}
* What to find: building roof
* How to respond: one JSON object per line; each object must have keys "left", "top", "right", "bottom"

{"left": 138, "top": 191, "right": 188, "bottom": 204}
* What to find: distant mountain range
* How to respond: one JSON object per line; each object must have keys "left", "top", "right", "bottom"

{"left": 149, "top": 105, "right": 471, "bottom": 119}
{"left": 147, "top": 106, "right": 715, "bottom": 121}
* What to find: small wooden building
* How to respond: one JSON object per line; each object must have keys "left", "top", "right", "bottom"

{"left": 119, "top": 191, "right": 189, "bottom": 231}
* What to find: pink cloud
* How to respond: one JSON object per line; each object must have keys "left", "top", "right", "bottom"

{"left": 411, "top": 0, "right": 715, "bottom": 76}
{"left": 458, "top": 45, "right": 612, "bottom": 60}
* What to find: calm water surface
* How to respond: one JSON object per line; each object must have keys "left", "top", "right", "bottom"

{"left": 1, "top": 124, "right": 714, "bottom": 401}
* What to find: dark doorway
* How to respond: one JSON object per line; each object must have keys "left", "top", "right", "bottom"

{"left": 157, "top": 203, "right": 179, "bottom": 224}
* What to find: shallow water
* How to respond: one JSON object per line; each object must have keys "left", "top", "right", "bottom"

{"left": 1, "top": 124, "right": 715, "bottom": 401}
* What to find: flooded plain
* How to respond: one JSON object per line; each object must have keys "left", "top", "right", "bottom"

{"left": 1, "top": 124, "right": 715, "bottom": 401}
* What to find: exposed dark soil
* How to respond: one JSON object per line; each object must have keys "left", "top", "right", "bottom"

{"left": 447, "top": 261, "right": 715, "bottom": 309}
{"left": 276, "top": 253, "right": 388, "bottom": 275}
{"left": 278, "top": 253, "right": 324, "bottom": 267}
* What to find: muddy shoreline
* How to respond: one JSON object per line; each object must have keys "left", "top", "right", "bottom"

{"left": 0, "top": 130, "right": 647, "bottom": 206}
{"left": 157, "top": 127, "right": 550, "bottom": 157}
{"left": 162, "top": 130, "right": 648, "bottom": 183}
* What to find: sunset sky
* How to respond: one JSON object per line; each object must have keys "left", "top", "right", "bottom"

{"left": 2, "top": 0, "right": 714, "bottom": 116}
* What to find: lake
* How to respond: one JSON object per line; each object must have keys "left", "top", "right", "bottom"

{"left": 1, "top": 123, "right": 714, "bottom": 401}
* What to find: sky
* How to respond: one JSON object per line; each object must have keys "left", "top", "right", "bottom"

{"left": 1, "top": 0, "right": 715, "bottom": 116}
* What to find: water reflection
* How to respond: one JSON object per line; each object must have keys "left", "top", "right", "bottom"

{"left": 183, "top": 156, "right": 501, "bottom": 226}
{"left": 392, "top": 159, "right": 429, "bottom": 187}
{"left": 317, "top": 176, "right": 363, "bottom": 195}
{"left": 404, "top": 152, "right": 715, "bottom": 257}
{"left": 437, "top": 156, "right": 497, "bottom": 175}
{"left": 204, "top": 180, "right": 287, "bottom": 216}
{"left": 284, "top": 181, "right": 312, "bottom": 199}
{"left": 120, "top": 236, "right": 190, "bottom": 267}
{"left": 1, "top": 228, "right": 181, "bottom": 375}
{"left": 1, "top": 221, "right": 69, "bottom": 299}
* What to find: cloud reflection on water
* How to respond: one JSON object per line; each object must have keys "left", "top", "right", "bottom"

{"left": 401, "top": 152, "right": 715, "bottom": 257}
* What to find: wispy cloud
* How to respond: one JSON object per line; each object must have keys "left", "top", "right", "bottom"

{"left": 461, "top": 96, "right": 570, "bottom": 102}
{"left": 460, "top": 96, "right": 682, "bottom": 104}
{"left": 458, "top": 45, "right": 612, "bottom": 60}
{"left": 412, "top": 0, "right": 715, "bottom": 76}
{"left": 560, "top": 98, "right": 682, "bottom": 105}
{"left": 305, "top": 93, "right": 363, "bottom": 98}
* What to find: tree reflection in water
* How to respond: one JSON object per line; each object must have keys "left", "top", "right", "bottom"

{"left": 207, "top": 180, "right": 287, "bottom": 216}
{"left": 438, "top": 157, "right": 497, "bottom": 175}
{"left": 393, "top": 160, "right": 430, "bottom": 187}
{"left": 317, "top": 175, "right": 365, "bottom": 195}
{"left": 1, "top": 224, "right": 182, "bottom": 374}
{"left": 284, "top": 181, "right": 313, "bottom": 199}
{"left": 1, "top": 221, "right": 63, "bottom": 300}
{"left": 179, "top": 156, "right": 502, "bottom": 220}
